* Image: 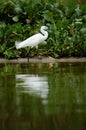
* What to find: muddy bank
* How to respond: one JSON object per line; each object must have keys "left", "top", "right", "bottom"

{"left": 0, "top": 57, "right": 86, "bottom": 63}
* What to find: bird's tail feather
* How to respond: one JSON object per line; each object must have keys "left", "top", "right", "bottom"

{"left": 15, "top": 41, "right": 21, "bottom": 49}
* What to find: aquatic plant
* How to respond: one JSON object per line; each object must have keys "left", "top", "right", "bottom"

{"left": 0, "top": 0, "right": 86, "bottom": 58}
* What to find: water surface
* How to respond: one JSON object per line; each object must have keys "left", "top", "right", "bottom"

{"left": 0, "top": 62, "right": 86, "bottom": 130}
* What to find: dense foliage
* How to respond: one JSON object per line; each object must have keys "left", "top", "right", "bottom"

{"left": 0, "top": 0, "right": 86, "bottom": 58}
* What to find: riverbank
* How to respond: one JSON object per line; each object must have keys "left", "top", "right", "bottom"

{"left": 0, "top": 57, "right": 86, "bottom": 63}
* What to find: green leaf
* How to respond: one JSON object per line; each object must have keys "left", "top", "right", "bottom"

{"left": 80, "top": 28, "right": 86, "bottom": 34}
{"left": 12, "top": 16, "right": 19, "bottom": 22}
{"left": 43, "top": 10, "right": 54, "bottom": 23}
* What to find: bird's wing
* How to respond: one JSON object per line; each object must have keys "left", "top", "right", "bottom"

{"left": 26, "top": 33, "right": 43, "bottom": 45}
{"left": 16, "top": 33, "right": 44, "bottom": 49}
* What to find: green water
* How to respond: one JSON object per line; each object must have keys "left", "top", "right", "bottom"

{"left": 0, "top": 62, "right": 86, "bottom": 130}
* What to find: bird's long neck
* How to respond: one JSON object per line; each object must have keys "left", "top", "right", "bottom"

{"left": 40, "top": 28, "right": 48, "bottom": 40}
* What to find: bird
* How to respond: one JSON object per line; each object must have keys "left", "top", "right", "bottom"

{"left": 15, "top": 26, "right": 48, "bottom": 49}
{"left": 15, "top": 26, "right": 48, "bottom": 61}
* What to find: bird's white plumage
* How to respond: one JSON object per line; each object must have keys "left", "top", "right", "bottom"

{"left": 15, "top": 26, "right": 48, "bottom": 49}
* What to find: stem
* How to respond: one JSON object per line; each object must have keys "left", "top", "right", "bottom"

{"left": 6, "top": 46, "right": 15, "bottom": 51}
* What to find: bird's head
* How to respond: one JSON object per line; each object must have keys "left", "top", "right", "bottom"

{"left": 41, "top": 26, "right": 48, "bottom": 30}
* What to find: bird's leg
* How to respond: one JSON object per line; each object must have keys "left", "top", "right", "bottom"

{"left": 36, "top": 46, "right": 39, "bottom": 58}
{"left": 27, "top": 47, "right": 31, "bottom": 62}
{"left": 25, "top": 47, "right": 31, "bottom": 62}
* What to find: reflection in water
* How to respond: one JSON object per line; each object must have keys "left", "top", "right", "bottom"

{"left": 16, "top": 74, "right": 48, "bottom": 103}
{"left": 0, "top": 63, "right": 86, "bottom": 130}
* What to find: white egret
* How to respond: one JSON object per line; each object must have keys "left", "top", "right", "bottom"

{"left": 15, "top": 26, "right": 48, "bottom": 49}
{"left": 15, "top": 26, "right": 48, "bottom": 61}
